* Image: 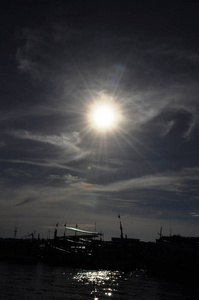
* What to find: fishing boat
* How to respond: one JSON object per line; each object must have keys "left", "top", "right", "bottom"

{"left": 44, "top": 225, "right": 142, "bottom": 270}
{"left": 0, "top": 237, "right": 39, "bottom": 264}
{"left": 143, "top": 234, "right": 199, "bottom": 281}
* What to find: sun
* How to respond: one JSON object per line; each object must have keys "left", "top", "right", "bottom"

{"left": 89, "top": 98, "right": 121, "bottom": 132}
{"left": 91, "top": 103, "right": 115, "bottom": 129}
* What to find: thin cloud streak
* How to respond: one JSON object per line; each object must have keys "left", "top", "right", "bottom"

{"left": 90, "top": 168, "right": 199, "bottom": 194}
{"left": 9, "top": 130, "right": 81, "bottom": 148}
{"left": 0, "top": 159, "right": 86, "bottom": 174}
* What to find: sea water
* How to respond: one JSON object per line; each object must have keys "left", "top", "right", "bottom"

{"left": 0, "top": 261, "right": 198, "bottom": 299}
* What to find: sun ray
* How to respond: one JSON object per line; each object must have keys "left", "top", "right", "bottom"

{"left": 115, "top": 127, "right": 158, "bottom": 171}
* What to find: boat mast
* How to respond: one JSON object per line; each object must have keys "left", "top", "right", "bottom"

{"left": 14, "top": 226, "right": 17, "bottom": 239}
{"left": 118, "top": 214, "right": 123, "bottom": 239}
{"left": 54, "top": 223, "right": 58, "bottom": 241}
{"left": 158, "top": 226, "right": 163, "bottom": 238}
{"left": 64, "top": 223, "right": 66, "bottom": 237}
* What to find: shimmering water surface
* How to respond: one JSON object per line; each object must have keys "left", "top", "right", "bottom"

{"left": 0, "top": 262, "right": 198, "bottom": 299}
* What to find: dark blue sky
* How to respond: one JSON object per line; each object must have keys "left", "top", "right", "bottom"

{"left": 1, "top": 0, "right": 199, "bottom": 241}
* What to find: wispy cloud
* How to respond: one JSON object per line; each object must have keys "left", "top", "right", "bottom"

{"left": 190, "top": 212, "right": 199, "bottom": 218}
{"left": 183, "top": 114, "right": 198, "bottom": 140}
{"left": 0, "top": 159, "right": 85, "bottom": 174}
{"left": 161, "top": 120, "right": 175, "bottom": 136}
{"left": 90, "top": 163, "right": 118, "bottom": 173}
{"left": 47, "top": 173, "right": 85, "bottom": 186}
{"left": 89, "top": 167, "right": 199, "bottom": 195}
{"left": 8, "top": 130, "right": 89, "bottom": 162}
{"left": 16, "top": 196, "right": 38, "bottom": 206}
{"left": 10, "top": 130, "right": 80, "bottom": 148}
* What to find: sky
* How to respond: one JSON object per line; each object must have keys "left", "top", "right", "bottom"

{"left": 1, "top": 0, "right": 199, "bottom": 241}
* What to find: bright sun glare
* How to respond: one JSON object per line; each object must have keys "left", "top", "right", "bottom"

{"left": 89, "top": 99, "right": 121, "bottom": 132}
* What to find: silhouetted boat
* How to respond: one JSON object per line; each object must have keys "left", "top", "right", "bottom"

{"left": 143, "top": 235, "right": 199, "bottom": 282}
{"left": 0, "top": 238, "right": 39, "bottom": 264}
{"left": 44, "top": 226, "right": 142, "bottom": 270}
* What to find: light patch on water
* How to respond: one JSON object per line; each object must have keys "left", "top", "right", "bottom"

{"left": 73, "top": 269, "right": 122, "bottom": 298}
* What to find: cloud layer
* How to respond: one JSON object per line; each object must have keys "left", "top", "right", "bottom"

{"left": 1, "top": 1, "right": 199, "bottom": 240}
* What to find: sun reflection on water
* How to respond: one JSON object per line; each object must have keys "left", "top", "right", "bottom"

{"left": 73, "top": 269, "right": 123, "bottom": 298}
